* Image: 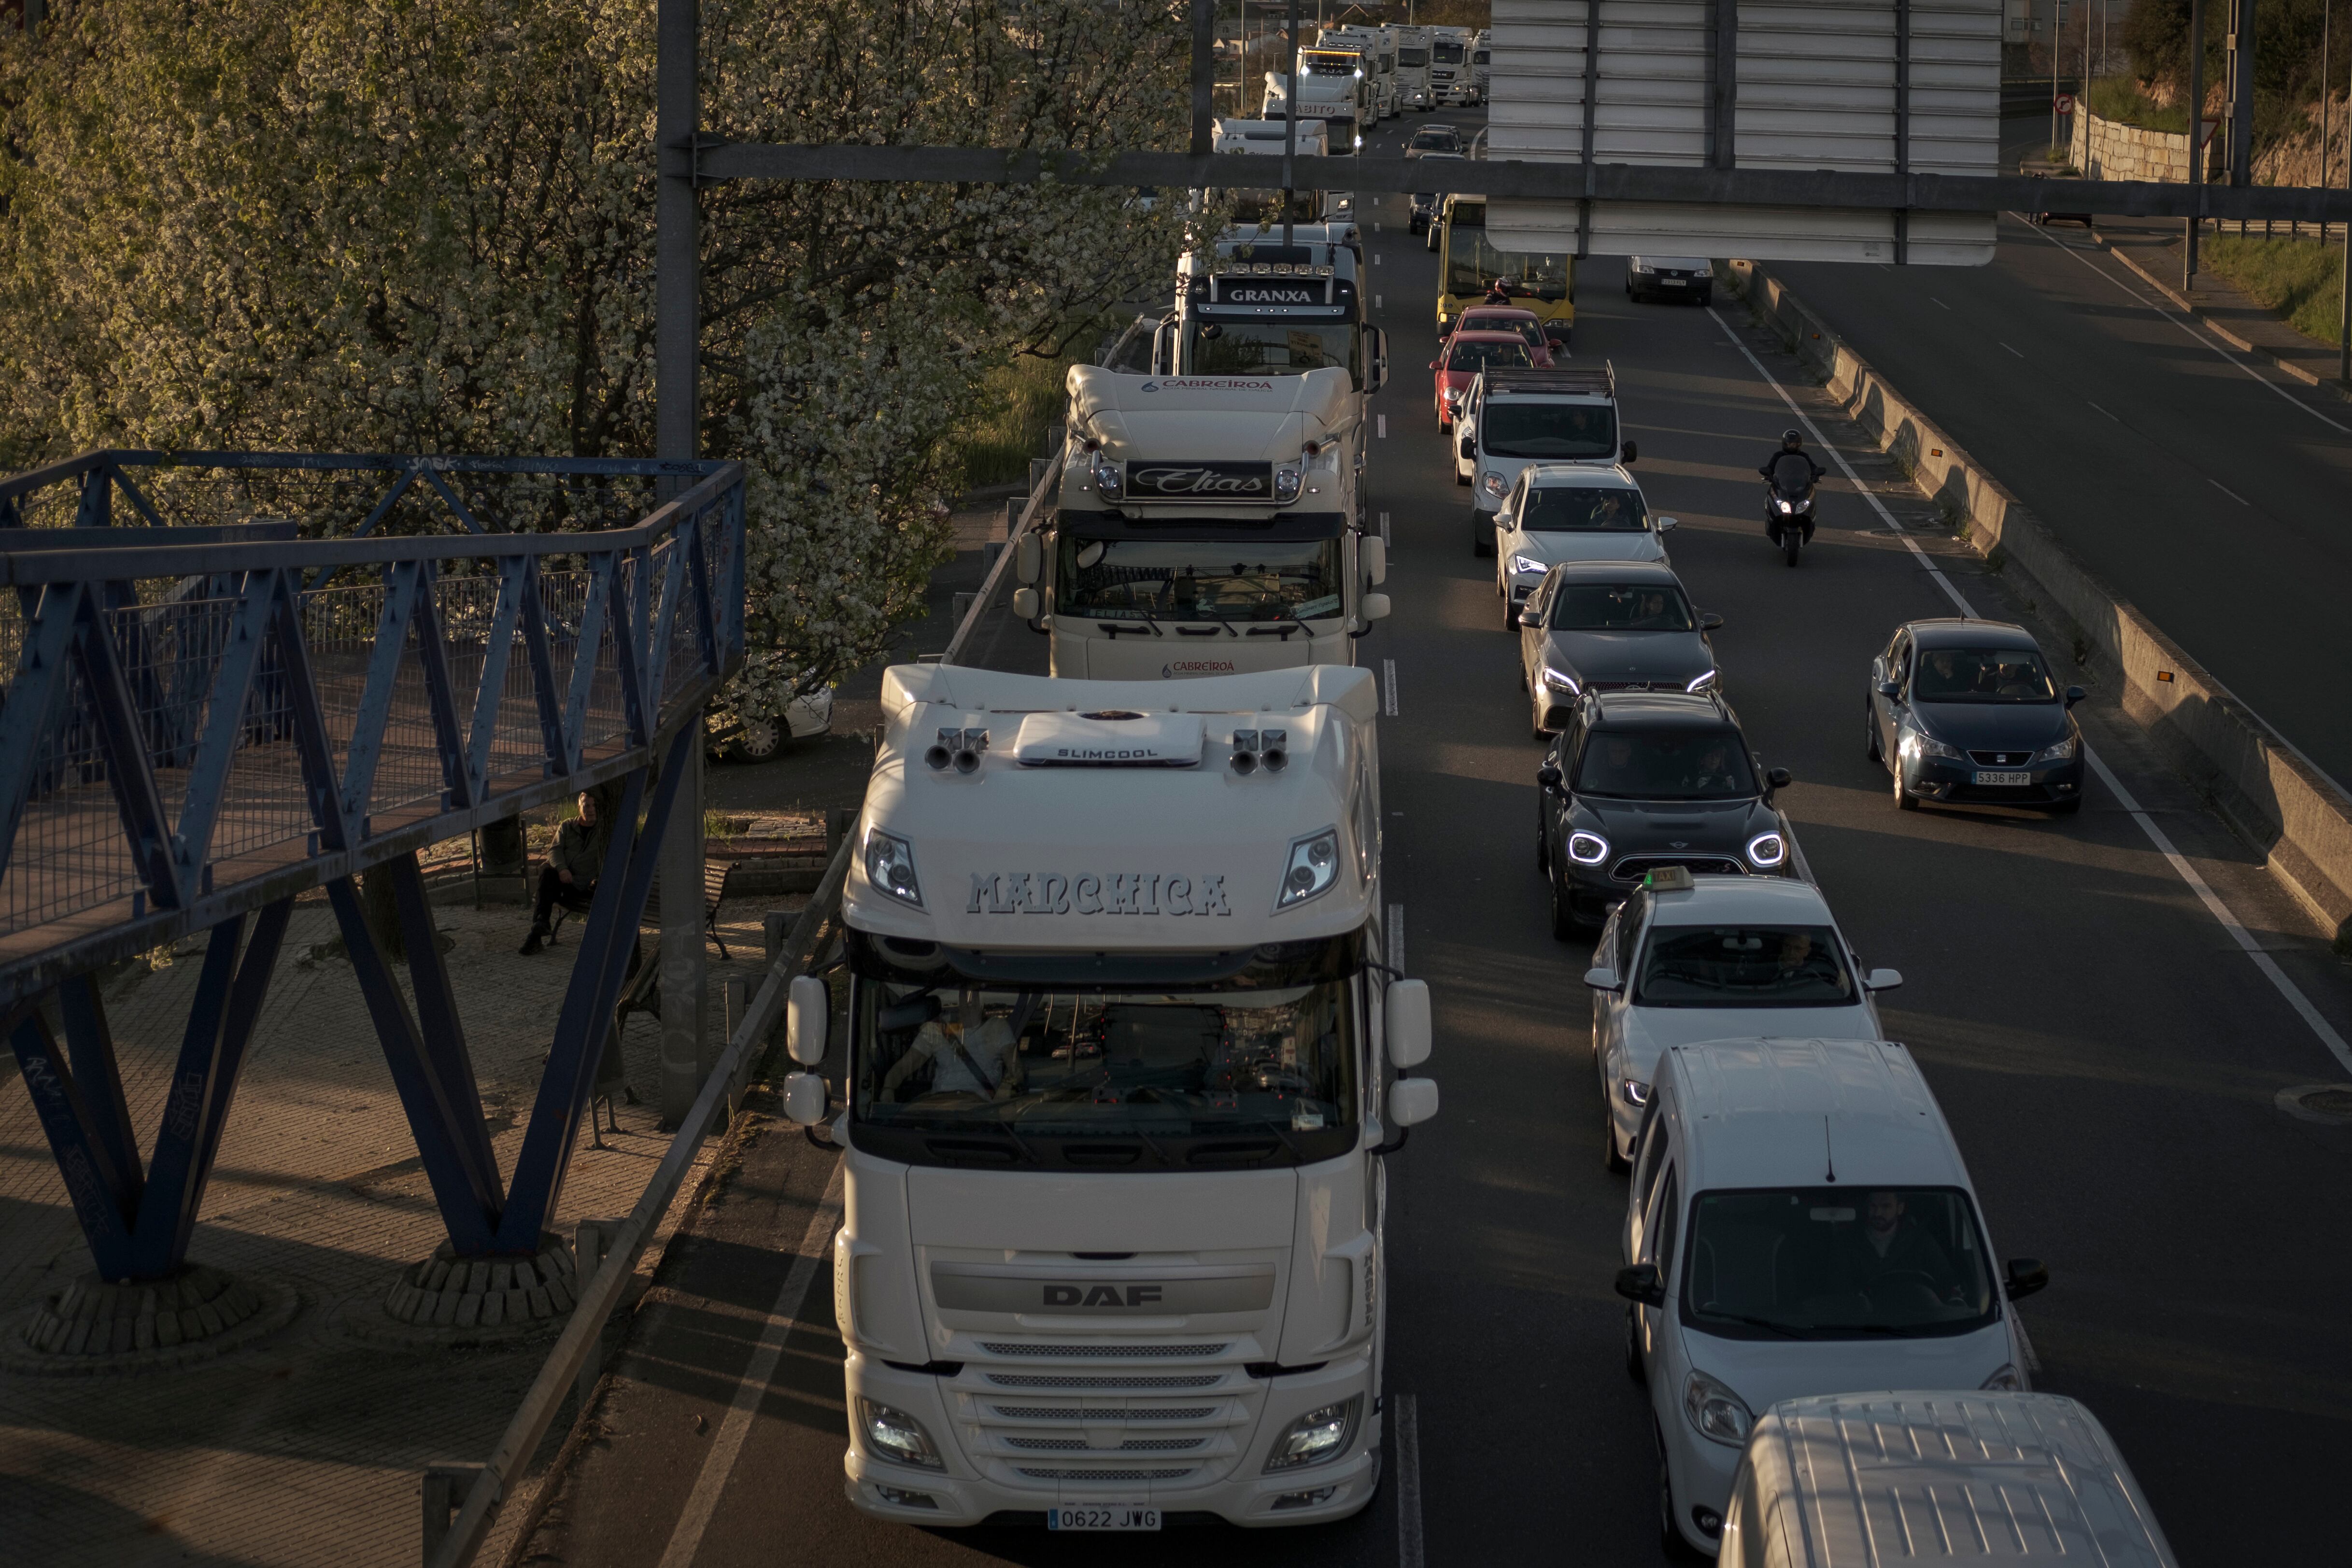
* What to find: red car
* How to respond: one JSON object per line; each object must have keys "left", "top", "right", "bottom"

{"left": 1447, "top": 306, "right": 1554, "bottom": 366}
{"left": 1431, "top": 331, "right": 1535, "bottom": 429}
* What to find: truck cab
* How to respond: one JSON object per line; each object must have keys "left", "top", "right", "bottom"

{"left": 1264, "top": 49, "right": 1368, "bottom": 151}
{"left": 1316, "top": 27, "right": 1394, "bottom": 120}
{"left": 1159, "top": 241, "right": 1387, "bottom": 450}
{"left": 790, "top": 663, "right": 1440, "bottom": 1531}
{"left": 1429, "top": 28, "right": 1475, "bottom": 106}
{"left": 1013, "top": 367, "right": 1389, "bottom": 679}
{"left": 1391, "top": 25, "right": 1432, "bottom": 110}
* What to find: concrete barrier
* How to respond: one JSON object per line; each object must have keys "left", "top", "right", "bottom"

{"left": 1721, "top": 257, "right": 2352, "bottom": 945}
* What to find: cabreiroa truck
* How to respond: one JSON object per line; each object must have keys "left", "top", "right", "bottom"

{"left": 780, "top": 663, "right": 1441, "bottom": 1531}
{"left": 1010, "top": 367, "right": 1389, "bottom": 678}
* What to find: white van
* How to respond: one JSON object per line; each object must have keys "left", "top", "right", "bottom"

{"left": 1723, "top": 1391, "right": 2178, "bottom": 1566}
{"left": 1616, "top": 1038, "right": 2049, "bottom": 1557}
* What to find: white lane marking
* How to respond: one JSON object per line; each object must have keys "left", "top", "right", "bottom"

{"left": 1714, "top": 304, "right": 2352, "bottom": 1076}
{"left": 2088, "top": 400, "right": 2120, "bottom": 422}
{"left": 2015, "top": 218, "right": 2352, "bottom": 437}
{"left": 2084, "top": 749, "right": 2352, "bottom": 1076}
{"left": 1394, "top": 1391, "right": 1424, "bottom": 1568}
{"left": 1705, "top": 308, "right": 1976, "bottom": 617}
{"left": 1388, "top": 903, "right": 1405, "bottom": 974}
{"left": 1929, "top": 296, "right": 1952, "bottom": 311}
{"left": 1377, "top": 414, "right": 1388, "bottom": 438}
{"left": 1380, "top": 509, "right": 1392, "bottom": 546}
{"left": 656, "top": 1161, "right": 848, "bottom": 1568}
{"left": 1376, "top": 294, "right": 1383, "bottom": 310}
{"left": 1375, "top": 253, "right": 1384, "bottom": 266}
{"left": 1382, "top": 657, "right": 1399, "bottom": 717}
{"left": 1999, "top": 342, "right": 2025, "bottom": 358}
{"left": 2209, "top": 478, "right": 2250, "bottom": 506}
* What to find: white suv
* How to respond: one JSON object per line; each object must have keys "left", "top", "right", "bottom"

{"left": 1587, "top": 872, "right": 1899, "bottom": 1170}
{"left": 1456, "top": 365, "right": 1631, "bottom": 557}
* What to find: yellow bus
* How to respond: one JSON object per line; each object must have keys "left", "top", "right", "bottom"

{"left": 1434, "top": 196, "right": 1574, "bottom": 346}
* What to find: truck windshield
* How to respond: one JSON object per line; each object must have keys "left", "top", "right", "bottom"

{"left": 1397, "top": 47, "right": 1429, "bottom": 65}
{"left": 1057, "top": 537, "right": 1344, "bottom": 622}
{"left": 1680, "top": 1187, "right": 1998, "bottom": 1340}
{"left": 1479, "top": 401, "right": 1617, "bottom": 460}
{"left": 853, "top": 979, "right": 1360, "bottom": 1147}
{"left": 1189, "top": 320, "right": 1362, "bottom": 385}
{"left": 1434, "top": 41, "right": 1465, "bottom": 62}
{"left": 1445, "top": 229, "right": 1569, "bottom": 300}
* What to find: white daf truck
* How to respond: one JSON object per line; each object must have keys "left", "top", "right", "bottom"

{"left": 780, "top": 662, "right": 1440, "bottom": 1532}
{"left": 1009, "top": 367, "right": 1388, "bottom": 679}
{"left": 1263, "top": 46, "right": 1368, "bottom": 151}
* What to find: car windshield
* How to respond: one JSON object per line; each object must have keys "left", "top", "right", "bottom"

{"left": 1480, "top": 402, "right": 1618, "bottom": 460}
{"left": 1410, "top": 130, "right": 1455, "bottom": 150}
{"left": 1055, "top": 537, "right": 1344, "bottom": 622}
{"left": 1912, "top": 647, "right": 2056, "bottom": 703}
{"left": 1681, "top": 1186, "right": 1998, "bottom": 1340}
{"left": 1447, "top": 338, "right": 1531, "bottom": 371}
{"left": 1575, "top": 728, "right": 1755, "bottom": 800}
{"left": 854, "top": 978, "right": 1359, "bottom": 1141}
{"left": 1523, "top": 485, "right": 1646, "bottom": 531}
{"left": 1189, "top": 320, "right": 1361, "bottom": 384}
{"left": 1551, "top": 582, "right": 1689, "bottom": 630}
{"left": 1635, "top": 924, "right": 1856, "bottom": 1006}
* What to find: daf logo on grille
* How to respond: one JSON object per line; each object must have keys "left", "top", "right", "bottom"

{"left": 1044, "top": 1284, "right": 1165, "bottom": 1308}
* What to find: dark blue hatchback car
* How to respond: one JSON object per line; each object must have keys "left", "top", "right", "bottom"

{"left": 1867, "top": 619, "right": 2086, "bottom": 813}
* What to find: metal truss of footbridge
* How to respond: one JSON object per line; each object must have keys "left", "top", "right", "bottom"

{"left": 0, "top": 450, "right": 745, "bottom": 1283}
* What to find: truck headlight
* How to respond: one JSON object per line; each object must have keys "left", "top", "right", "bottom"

{"left": 863, "top": 828, "right": 923, "bottom": 907}
{"left": 1481, "top": 472, "right": 1507, "bottom": 498}
{"left": 1684, "top": 1370, "right": 1753, "bottom": 1447}
{"left": 1274, "top": 465, "right": 1304, "bottom": 503}
{"left": 1510, "top": 552, "right": 1546, "bottom": 577}
{"left": 856, "top": 1398, "right": 945, "bottom": 1469}
{"left": 2034, "top": 734, "right": 2079, "bottom": 763}
{"left": 1566, "top": 830, "right": 1610, "bottom": 866}
{"left": 1090, "top": 452, "right": 1123, "bottom": 499}
{"left": 1745, "top": 831, "right": 1787, "bottom": 869}
{"left": 1264, "top": 1396, "right": 1361, "bottom": 1471}
{"left": 1276, "top": 827, "right": 1343, "bottom": 910}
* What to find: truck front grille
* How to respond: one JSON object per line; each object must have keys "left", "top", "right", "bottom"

{"left": 949, "top": 1341, "right": 1265, "bottom": 1490}
{"left": 979, "top": 1341, "right": 1229, "bottom": 1359}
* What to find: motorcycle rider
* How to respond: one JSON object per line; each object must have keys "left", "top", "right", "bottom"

{"left": 1759, "top": 429, "right": 1825, "bottom": 544}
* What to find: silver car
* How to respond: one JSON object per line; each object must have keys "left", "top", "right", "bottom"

{"left": 1516, "top": 561, "right": 1722, "bottom": 739}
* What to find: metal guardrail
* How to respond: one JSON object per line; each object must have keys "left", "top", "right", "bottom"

{"left": 940, "top": 442, "right": 1064, "bottom": 666}
{"left": 425, "top": 833, "right": 854, "bottom": 1568}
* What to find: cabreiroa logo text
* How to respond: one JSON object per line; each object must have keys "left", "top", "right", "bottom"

{"left": 1162, "top": 661, "right": 1238, "bottom": 678}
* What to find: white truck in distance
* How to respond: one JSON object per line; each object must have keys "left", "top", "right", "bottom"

{"left": 1012, "top": 367, "right": 1388, "bottom": 679}
{"left": 782, "top": 663, "right": 1438, "bottom": 1531}
{"left": 1429, "top": 27, "right": 1475, "bottom": 105}
{"left": 1263, "top": 47, "right": 1367, "bottom": 150}
{"left": 1390, "top": 25, "right": 1433, "bottom": 110}
{"left": 1316, "top": 27, "right": 1394, "bottom": 119}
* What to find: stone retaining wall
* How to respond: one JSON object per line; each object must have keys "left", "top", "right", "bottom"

{"left": 2069, "top": 108, "right": 2197, "bottom": 183}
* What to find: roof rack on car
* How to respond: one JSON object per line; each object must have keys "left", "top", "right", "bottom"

{"left": 1480, "top": 364, "right": 1615, "bottom": 398}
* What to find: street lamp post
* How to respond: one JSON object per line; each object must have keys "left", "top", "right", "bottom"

{"left": 2186, "top": 0, "right": 2205, "bottom": 285}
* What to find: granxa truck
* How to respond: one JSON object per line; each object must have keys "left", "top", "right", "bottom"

{"left": 779, "top": 663, "right": 1441, "bottom": 1531}
{"left": 1009, "top": 367, "right": 1389, "bottom": 678}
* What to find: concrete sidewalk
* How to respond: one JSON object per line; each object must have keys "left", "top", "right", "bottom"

{"left": 2091, "top": 217, "right": 2351, "bottom": 396}
{"left": 0, "top": 884, "right": 797, "bottom": 1568}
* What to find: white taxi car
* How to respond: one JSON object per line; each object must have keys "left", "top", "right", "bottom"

{"left": 1586, "top": 870, "right": 1900, "bottom": 1170}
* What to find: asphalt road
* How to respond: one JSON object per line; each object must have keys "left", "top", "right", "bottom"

{"left": 522, "top": 107, "right": 2352, "bottom": 1566}
{"left": 1773, "top": 209, "right": 2352, "bottom": 791}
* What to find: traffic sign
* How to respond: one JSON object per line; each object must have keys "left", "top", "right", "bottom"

{"left": 2055, "top": 93, "right": 2075, "bottom": 114}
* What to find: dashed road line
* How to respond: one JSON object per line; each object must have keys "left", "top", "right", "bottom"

{"left": 2088, "top": 400, "right": 2120, "bottom": 422}
{"left": 1999, "top": 342, "right": 2025, "bottom": 358}
{"left": 1382, "top": 657, "right": 1399, "bottom": 717}
{"left": 1379, "top": 509, "right": 1392, "bottom": 546}
{"left": 1377, "top": 414, "right": 1388, "bottom": 438}
{"left": 1394, "top": 1391, "right": 1424, "bottom": 1568}
{"left": 2208, "top": 478, "right": 2249, "bottom": 506}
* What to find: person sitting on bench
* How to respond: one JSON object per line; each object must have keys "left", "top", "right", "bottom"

{"left": 520, "top": 792, "right": 602, "bottom": 956}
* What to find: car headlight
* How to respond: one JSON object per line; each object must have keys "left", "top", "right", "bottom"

{"left": 1566, "top": 830, "right": 1610, "bottom": 866}
{"left": 1090, "top": 452, "right": 1123, "bottom": 499}
{"left": 1898, "top": 722, "right": 1963, "bottom": 762}
{"left": 1745, "top": 831, "right": 1787, "bottom": 869}
{"left": 1276, "top": 826, "right": 1343, "bottom": 910}
{"left": 1684, "top": 668, "right": 1717, "bottom": 693}
{"left": 1481, "top": 472, "right": 1507, "bottom": 498}
{"left": 1684, "top": 1370, "right": 1753, "bottom": 1447}
{"left": 1540, "top": 665, "right": 1580, "bottom": 696}
{"left": 863, "top": 828, "right": 923, "bottom": 907}
{"left": 2034, "top": 733, "right": 2079, "bottom": 763}
{"left": 1981, "top": 1363, "right": 2026, "bottom": 1392}
{"left": 856, "top": 1398, "right": 944, "bottom": 1469}
{"left": 1510, "top": 552, "right": 1546, "bottom": 577}
{"left": 1274, "top": 465, "right": 1304, "bottom": 503}
{"left": 1621, "top": 1079, "right": 1652, "bottom": 1106}
{"left": 1265, "top": 1397, "right": 1362, "bottom": 1471}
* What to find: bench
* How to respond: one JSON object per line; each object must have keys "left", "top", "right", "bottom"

{"left": 548, "top": 857, "right": 740, "bottom": 959}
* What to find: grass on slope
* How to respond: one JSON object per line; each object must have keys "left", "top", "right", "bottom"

{"left": 2086, "top": 77, "right": 2188, "bottom": 136}
{"left": 2198, "top": 234, "right": 2347, "bottom": 348}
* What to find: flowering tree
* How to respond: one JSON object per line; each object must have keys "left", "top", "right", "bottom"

{"left": 0, "top": 0, "right": 1204, "bottom": 713}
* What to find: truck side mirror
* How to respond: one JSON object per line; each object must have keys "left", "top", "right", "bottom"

{"left": 1386, "top": 1075, "right": 1440, "bottom": 1128}
{"left": 782, "top": 1071, "right": 828, "bottom": 1126}
{"left": 1361, "top": 535, "right": 1387, "bottom": 585}
{"left": 1619, "top": 440, "right": 1638, "bottom": 464}
{"left": 1014, "top": 531, "right": 1042, "bottom": 585}
{"left": 1614, "top": 1263, "right": 1666, "bottom": 1307}
{"left": 1010, "top": 586, "right": 1040, "bottom": 620}
{"left": 1361, "top": 592, "right": 1391, "bottom": 622}
{"left": 1385, "top": 977, "right": 1431, "bottom": 1068}
{"left": 786, "top": 974, "right": 829, "bottom": 1066}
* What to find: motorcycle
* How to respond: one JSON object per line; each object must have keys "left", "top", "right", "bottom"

{"left": 1764, "top": 456, "right": 1818, "bottom": 567}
